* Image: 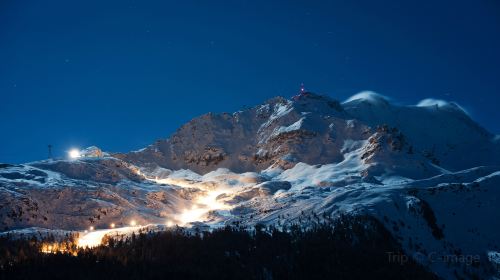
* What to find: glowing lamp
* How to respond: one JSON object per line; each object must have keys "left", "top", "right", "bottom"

{"left": 69, "top": 149, "right": 81, "bottom": 159}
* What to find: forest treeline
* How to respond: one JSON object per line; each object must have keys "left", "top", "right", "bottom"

{"left": 0, "top": 215, "right": 437, "bottom": 280}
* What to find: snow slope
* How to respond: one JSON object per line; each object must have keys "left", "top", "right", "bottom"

{"left": 1, "top": 91, "right": 499, "bottom": 279}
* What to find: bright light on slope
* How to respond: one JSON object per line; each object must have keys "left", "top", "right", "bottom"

{"left": 77, "top": 229, "right": 111, "bottom": 248}
{"left": 176, "top": 189, "right": 231, "bottom": 225}
{"left": 178, "top": 207, "right": 207, "bottom": 225}
{"left": 77, "top": 226, "right": 144, "bottom": 248}
{"left": 144, "top": 176, "right": 234, "bottom": 226}
{"left": 69, "top": 149, "right": 81, "bottom": 159}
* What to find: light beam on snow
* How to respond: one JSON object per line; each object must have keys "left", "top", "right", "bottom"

{"left": 77, "top": 225, "right": 141, "bottom": 248}
{"left": 144, "top": 176, "right": 233, "bottom": 226}
{"left": 176, "top": 189, "right": 231, "bottom": 225}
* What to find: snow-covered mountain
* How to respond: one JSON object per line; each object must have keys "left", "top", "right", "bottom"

{"left": 1, "top": 91, "right": 499, "bottom": 279}
{"left": 117, "top": 91, "right": 499, "bottom": 175}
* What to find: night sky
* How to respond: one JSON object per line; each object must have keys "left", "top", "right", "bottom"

{"left": 1, "top": 0, "right": 499, "bottom": 163}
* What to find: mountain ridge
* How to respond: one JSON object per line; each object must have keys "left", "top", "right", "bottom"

{"left": 1, "top": 91, "right": 499, "bottom": 279}
{"left": 116, "top": 91, "right": 499, "bottom": 175}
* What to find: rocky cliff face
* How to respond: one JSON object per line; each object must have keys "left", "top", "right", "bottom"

{"left": 117, "top": 91, "right": 500, "bottom": 176}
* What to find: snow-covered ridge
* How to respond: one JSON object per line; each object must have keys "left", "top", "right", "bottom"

{"left": 2, "top": 158, "right": 499, "bottom": 278}
{"left": 117, "top": 91, "right": 499, "bottom": 174}
{"left": 1, "top": 91, "right": 499, "bottom": 279}
{"left": 343, "top": 90, "right": 390, "bottom": 105}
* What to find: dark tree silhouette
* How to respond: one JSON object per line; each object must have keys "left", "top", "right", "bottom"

{"left": 0, "top": 215, "right": 437, "bottom": 280}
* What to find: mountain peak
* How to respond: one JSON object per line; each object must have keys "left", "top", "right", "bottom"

{"left": 291, "top": 91, "right": 328, "bottom": 102}
{"left": 343, "top": 91, "right": 390, "bottom": 106}
{"left": 116, "top": 91, "right": 499, "bottom": 175}
{"left": 289, "top": 91, "right": 344, "bottom": 112}
{"left": 416, "top": 98, "right": 469, "bottom": 116}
